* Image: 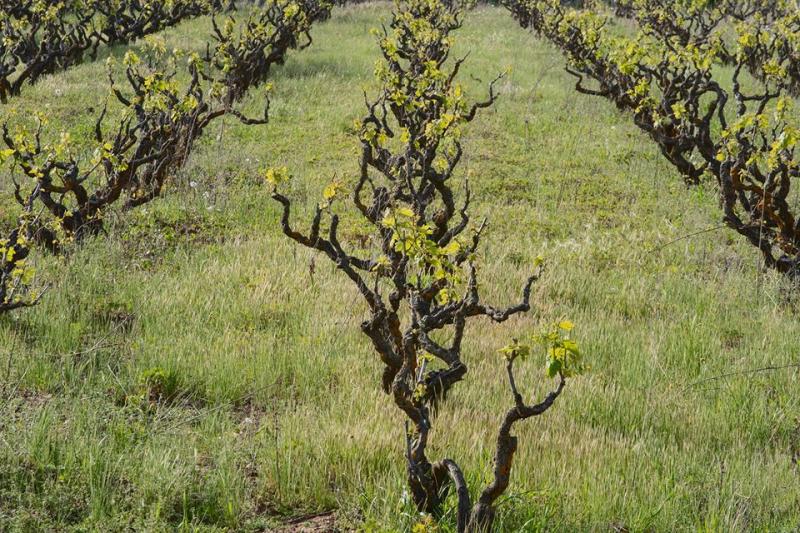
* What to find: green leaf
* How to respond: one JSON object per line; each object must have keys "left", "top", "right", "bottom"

{"left": 546, "top": 359, "right": 561, "bottom": 378}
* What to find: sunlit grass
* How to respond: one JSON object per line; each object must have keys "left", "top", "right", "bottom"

{"left": 1, "top": 3, "right": 799, "bottom": 531}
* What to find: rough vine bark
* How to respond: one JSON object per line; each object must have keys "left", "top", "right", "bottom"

{"left": 270, "top": 0, "right": 584, "bottom": 530}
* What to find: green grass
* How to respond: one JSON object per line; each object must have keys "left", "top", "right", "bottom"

{"left": 2, "top": 2, "right": 800, "bottom": 531}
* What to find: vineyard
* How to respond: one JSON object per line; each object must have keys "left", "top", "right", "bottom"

{"left": 1, "top": 0, "right": 800, "bottom": 531}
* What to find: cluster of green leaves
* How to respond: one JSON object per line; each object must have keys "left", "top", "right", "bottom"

{"left": 380, "top": 206, "right": 464, "bottom": 304}
{"left": 498, "top": 320, "right": 586, "bottom": 378}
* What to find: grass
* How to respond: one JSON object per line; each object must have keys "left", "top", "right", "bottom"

{"left": 2, "top": 2, "right": 800, "bottom": 531}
